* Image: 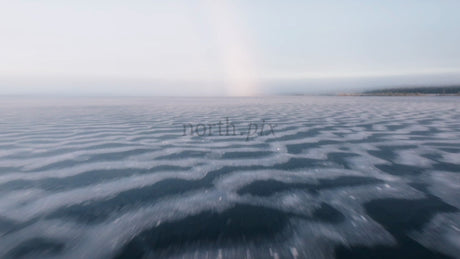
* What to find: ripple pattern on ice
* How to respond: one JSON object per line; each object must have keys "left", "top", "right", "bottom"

{"left": 0, "top": 96, "right": 459, "bottom": 258}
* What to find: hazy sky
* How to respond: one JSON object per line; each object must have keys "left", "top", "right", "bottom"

{"left": 1, "top": 0, "right": 460, "bottom": 96}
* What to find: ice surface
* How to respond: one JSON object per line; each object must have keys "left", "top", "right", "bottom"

{"left": 0, "top": 96, "right": 459, "bottom": 258}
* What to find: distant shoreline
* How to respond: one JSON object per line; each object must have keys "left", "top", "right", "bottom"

{"left": 339, "top": 86, "right": 460, "bottom": 96}
{"left": 337, "top": 93, "right": 460, "bottom": 96}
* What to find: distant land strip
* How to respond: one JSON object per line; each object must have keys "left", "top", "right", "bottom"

{"left": 339, "top": 86, "right": 460, "bottom": 96}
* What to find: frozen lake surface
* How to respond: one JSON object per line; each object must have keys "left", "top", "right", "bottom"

{"left": 0, "top": 96, "right": 459, "bottom": 258}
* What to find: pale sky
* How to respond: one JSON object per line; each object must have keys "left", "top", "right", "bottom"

{"left": 1, "top": 0, "right": 460, "bottom": 96}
